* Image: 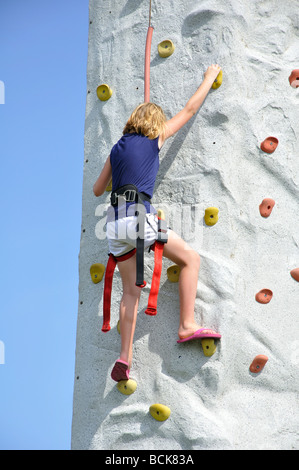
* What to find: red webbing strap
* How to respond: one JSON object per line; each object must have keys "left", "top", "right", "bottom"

{"left": 102, "top": 254, "right": 117, "bottom": 332}
{"left": 145, "top": 241, "right": 164, "bottom": 316}
{"left": 102, "top": 249, "right": 136, "bottom": 333}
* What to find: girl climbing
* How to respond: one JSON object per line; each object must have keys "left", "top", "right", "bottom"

{"left": 93, "top": 64, "right": 222, "bottom": 382}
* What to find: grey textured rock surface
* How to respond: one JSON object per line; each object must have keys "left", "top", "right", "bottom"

{"left": 72, "top": 0, "right": 299, "bottom": 450}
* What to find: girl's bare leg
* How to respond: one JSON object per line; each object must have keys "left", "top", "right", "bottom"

{"left": 162, "top": 230, "right": 216, "bottom": 339}
{"left": 117, "top": 253, "right": 141, "bottom": 368}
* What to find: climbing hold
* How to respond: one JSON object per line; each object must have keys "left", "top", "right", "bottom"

{"left": 117, "top": 320, "right": 121, "bottom": 334}
{"left": 290, "top": 268, "right": 299, "bottom": 282}
{"left": 157, "top": 208, "right": 165, "bottom": 220}
{"left": 106, "top": 180, "right": 112, "bottom": 192}
{"left": 201, "top": 338, "right": 217, "bottom": 357}
{"left": 96, "top": 84, "right": 113, "bottom": 101}
{"left": 167, "top": 265, "right": 180, "bottom": 283}
{"left": 204, "top": 207, "right": 219, "bottom": 226}
{"left": 260, "top": 137, "right": 279, "bottom": 154}
{"left": 149, "top": 404, "right": 171, "bottom": 422}
{"left": 158, "top": 40, "right": 175, "bottom": 58}
{"left": 212, "top": 69, "right": 223, "bottom": 89}
{"left": 117, "top": 379, "right": 137, "bottom": 395}
{"left": 249, "top": 355, "right": 268, "bottom": 373}
{"left": 288, "top": 69, "right": 299, "bottom": 88}
{"left": 90, "top": 263, "right": 105, "bottom": 283}
{"left": 255, "top": 289, "right": 273, "bottom": 304}
{"left": 259, "top": 198, "right": 275, "bottom": 218}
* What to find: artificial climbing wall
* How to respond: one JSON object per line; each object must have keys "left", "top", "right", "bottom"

{"left": 72, "top": 0, "right": 299, "bottom": 450}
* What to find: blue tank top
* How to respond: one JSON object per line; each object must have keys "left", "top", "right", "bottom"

{"left": 110, "top": 133, "right": 160, "bottom": 217}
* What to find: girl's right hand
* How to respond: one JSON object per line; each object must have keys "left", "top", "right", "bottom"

{"left": 204, "top": 64, "right": 221, "bottom": 83}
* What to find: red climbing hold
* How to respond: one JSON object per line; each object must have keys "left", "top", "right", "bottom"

{"left": 260, "top": 137, "right": 279, "bottom": 154}
{"left": 255, "top": 289, "right": 273, "bottom": 304}
{"left": 259, "top": 198, "right": 275, "bottom": 218}
{"left": 290, "top": 268, "right": 299, "bottom": 282}
{"left": 289, "top": 69, "right": 299, "bottom": 88}
{"left": 250, "top": 355, "right": 268, "bottom": 373}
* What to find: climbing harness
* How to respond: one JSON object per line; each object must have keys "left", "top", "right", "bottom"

{"left": 102, "top": 200, "right": 168, "bottom": 332}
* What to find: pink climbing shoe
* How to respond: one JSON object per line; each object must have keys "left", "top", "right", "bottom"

{"left": 111, "top": 359, "right": 130, "bottom": 382}
{"left": 177, "top": 327, "right": 221, "bottom": 343}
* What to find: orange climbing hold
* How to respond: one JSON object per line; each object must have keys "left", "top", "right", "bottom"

{"left": 250, "top": 355, "right": 268, "bottom": 373}
{"left": 259, "top": 198, "right": 275, "bottom": 218}
{"left": 255, "top": 289, "right": 273, "bottom": 304}
{"left": 260, "top": 137, "right": 279, "bottom": 154}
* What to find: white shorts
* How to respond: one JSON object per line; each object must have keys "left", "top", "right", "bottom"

{"left": 106, "top": 213, "right": 161, "bottom": 257}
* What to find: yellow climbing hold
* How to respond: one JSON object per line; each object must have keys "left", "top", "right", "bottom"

{"left": 97, "top": 84, "right": 113, "bottom": 101}
{"left": 117, "top": 320, "right": 121, "bottom": 334}
{"left": 149, "top": 404, "right": 171, "bottom": 422}
{"left": 157, "top": 208, "right": 165, "bottom": 220}
{"left": 158, "top": 40, "right": 175, "bottom": 58}
{"left": 90, "top": 263, "right": 105, "bottom": 283}
{"left": 212, "top": 70, "right": 223, "bottom": 89}
{"left": 201, "top": 338, "right": 217, "bottom": 357}
{"left": 106, "top": 180, "right": 112, "bottom": 192}
{"left": 167, "top": 265, "right": 180, "bottom": 283}
{"left": 117, "top": 379, "right": 137, "bottom": 396}
{"left": 204, "top": 207, "right": 219, "bottom": 226}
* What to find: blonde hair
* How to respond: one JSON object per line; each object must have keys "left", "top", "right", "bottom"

{"left": 123, "top": 102, "right": 167, "bottom": 140}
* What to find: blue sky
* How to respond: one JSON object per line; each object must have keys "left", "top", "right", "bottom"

{"left": 0, "top": 0, "right": 89, "bottom": 449}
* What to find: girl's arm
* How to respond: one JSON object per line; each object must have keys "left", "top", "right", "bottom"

{"left": 93, "top": 155, "right": 112, "bottom": 197}
{"left": 160, "top": 64, "right": 221, "bottom": 146}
